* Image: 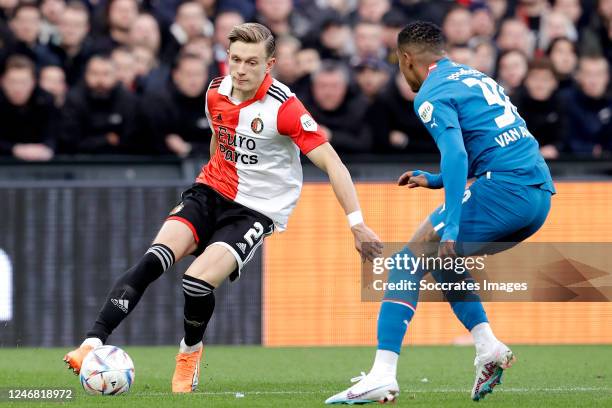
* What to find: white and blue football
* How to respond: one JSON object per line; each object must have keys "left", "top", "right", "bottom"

{"left": 79, "top": 345, "right": 135, "bottom": 395}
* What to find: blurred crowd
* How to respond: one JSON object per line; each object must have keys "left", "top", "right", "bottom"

{"left": 0, "top": 0, "right": 611, "bottom": 161}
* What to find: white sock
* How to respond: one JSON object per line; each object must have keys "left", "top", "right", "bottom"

{"left": 81, "top": 337, "right": 103, "bottom": 349}
{"left": 369, "top": 349, "right": 398, "bottom": 378}
{"left": 179, "top": 338, "right": 203, "bottom": 353}
{"left": 471, "top": 322, "right": 498, "bottom": 355}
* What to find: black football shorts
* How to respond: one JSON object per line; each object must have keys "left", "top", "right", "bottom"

{"left": 167, "top": 183, "right": 274, "bottom": 281}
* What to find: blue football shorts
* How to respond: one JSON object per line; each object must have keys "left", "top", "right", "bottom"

{"left": 429, "top": 177, "right": 552, "bottom": 256}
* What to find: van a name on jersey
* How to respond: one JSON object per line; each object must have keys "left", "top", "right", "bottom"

{"left": 217, "top": 125, "right": 259, "bottom": 164}
{"left": 494, "top": 126, "right": 534, "bottom": 148}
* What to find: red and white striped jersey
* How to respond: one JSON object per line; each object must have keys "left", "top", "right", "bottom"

{"left": 196, "top": 74, "right": 327, "bottom": 231}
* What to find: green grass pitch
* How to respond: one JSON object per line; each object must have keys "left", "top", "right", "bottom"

{"left": 0, "top": 345, "right": 611, "bottom": 407}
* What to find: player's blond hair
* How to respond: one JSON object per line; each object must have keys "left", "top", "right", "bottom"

{"left": 228, "top": 23, "right": 275, "bottom": 58}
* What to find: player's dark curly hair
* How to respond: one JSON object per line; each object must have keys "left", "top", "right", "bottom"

{"left": 397, "top": 21, "right": 445, "bottom": 55}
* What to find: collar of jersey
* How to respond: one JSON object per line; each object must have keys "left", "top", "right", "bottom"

{"left": 427, "top": 57, "right": 450, "bottom": 74}
{"left": 217, "top": 73, "right": 273, "bottom": 104}
{"left": 423, "top": 57, "right": 450, "bottom": 88}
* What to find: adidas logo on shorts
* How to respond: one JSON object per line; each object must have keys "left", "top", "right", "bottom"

{"left": 111, "top": 298, "right": 129, "bottom": 313}
{"left": 237, "top": 242, "right": 247, "bottom": 254}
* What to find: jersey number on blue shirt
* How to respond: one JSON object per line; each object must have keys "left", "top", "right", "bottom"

{"left": 462, "top": 77, "right": 518, "bottom": 128}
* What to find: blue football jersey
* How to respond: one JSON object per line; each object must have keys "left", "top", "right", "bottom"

{"left": 414, "top": 58, "right": 555, "bottom": 193}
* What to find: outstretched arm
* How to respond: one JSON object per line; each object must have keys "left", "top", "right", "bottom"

{"left": 307, "top": 143, "right": 383, "bottom": 261}
{"left": 276, "top": 96, "right": 383, "bottom": 260}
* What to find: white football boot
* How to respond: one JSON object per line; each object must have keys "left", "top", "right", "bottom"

{"left": 325, "top": 372, "right": 399, "bottom": 405}
{"left": 471, "top": 341, "right": 516, "bottom": 401}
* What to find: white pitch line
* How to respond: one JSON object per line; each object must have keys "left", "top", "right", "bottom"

{"left": 403, "top": 387, "right": 612, "bottom": 393}
{"left": 134, "top": 387, "right": 611, "bottom": 397}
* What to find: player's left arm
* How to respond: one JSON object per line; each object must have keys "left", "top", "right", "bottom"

{"left": 307, "top": 143, "right": 383, "bottom": 261}
{"left": 277, "top": 96, "right": 383, "bottom": 261}
{"left": 415, "top": 92, "right": 467, "bottom": 256}
{"left": 436, "top": 127, "right": 468, "bottom": 256}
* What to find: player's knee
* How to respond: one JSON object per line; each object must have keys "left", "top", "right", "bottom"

{"left": 410, "top": 219, "right": 439, "bottom": 244}
{"left": 185, "top": 257, "right": 236, "bottom": 287}
{"left": 153, "top": 221, "right": 198, "bottom": 260}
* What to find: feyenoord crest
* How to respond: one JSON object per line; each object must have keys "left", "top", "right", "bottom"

{"left": 251, "top": 117, "right": 264, "bottom": 134}
{"left": 169, "top": 202, "right": 184, "bottom": 215}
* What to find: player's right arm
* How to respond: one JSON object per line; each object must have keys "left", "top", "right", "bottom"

{"left": 307, "top": 143, "right": 383, "bottom": 261}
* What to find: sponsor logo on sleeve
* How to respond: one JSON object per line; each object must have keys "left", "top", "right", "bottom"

{"left": 418, "top": 101, "right": 434, "bottom": 123}
{"left": 300, "top": 114, "right": 318, "bottom": 131}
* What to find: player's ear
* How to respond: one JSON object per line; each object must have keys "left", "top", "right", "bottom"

{"left": 405, "top": 50, "right": 413, "bottom": 65}
{"left": 399, "top": 48, "right": 411, "bottom": 66}
{"left": 265, "top": 57, "right": 276, "bottom": 74}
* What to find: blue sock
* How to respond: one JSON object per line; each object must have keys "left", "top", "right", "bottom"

{"left": 377, "top": 301, "right": 415, "bottom": 354}
{"left": 377, "top": 246, "right": 421, "bottom": 354}
{"left": 431, "top": 270, "right": 488, "bottom": 331}
{"left": 448, "top": 301, "right": 488, "bottom": 330}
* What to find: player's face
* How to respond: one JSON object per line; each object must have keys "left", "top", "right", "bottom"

{"left": 397, "top": 48, "right": 421, "bottom": 92}
{"left": 228, "top": 41, "right": 275, "bottom": 96}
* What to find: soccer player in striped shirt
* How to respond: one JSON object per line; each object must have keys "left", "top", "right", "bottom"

{"left": 64, "top": 23, "right": 383, "bottom": 392}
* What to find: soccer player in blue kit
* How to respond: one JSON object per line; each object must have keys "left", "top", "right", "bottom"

{"left": 326, "top": 21, "right": 555, "bottom": 404}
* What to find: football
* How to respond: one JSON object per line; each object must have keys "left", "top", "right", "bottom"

{"left": 79, "top": 345, "right": 135, "bottom": 396}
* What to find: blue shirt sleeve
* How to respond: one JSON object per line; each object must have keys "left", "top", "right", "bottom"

{"left": 437, "top": 127, "right": 468, "bottom": 241}
{"left": 412, "top": 170, "right": 443, "bottom": 189}
{"left": 415, "top": 90, "right": 467, "bottom": 241}
{"left": 415, "top": 91, "right": 461, "bottom": 143}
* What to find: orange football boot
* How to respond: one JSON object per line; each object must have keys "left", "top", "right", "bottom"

{"left": 63, "top": 345, "right": 94, "bottom": 375}
{"left": 171, "top": 346, "right": 203, "bottom": 393}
